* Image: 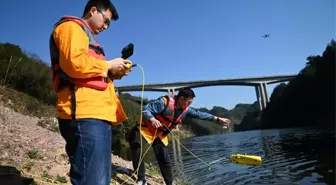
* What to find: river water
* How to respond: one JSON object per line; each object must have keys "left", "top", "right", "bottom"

{"left": 167, "top": 127, "right": 335, "bottom": 185}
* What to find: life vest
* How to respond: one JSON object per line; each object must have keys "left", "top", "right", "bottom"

{"left": 49, "top": 15, "right": 108, "bottom": 93}
{"left": 141, "top": 95, "right": 189, "bottom": 136}
{"left": 49, "top": 15, "right": 108, "bottom": 120}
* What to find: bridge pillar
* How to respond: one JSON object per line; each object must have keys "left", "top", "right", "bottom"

{"left": 255, "top": 85, "right": 263, "bottom": 110}
{"left": 115, "top": 89, "right": 119, "bottom": 97}
{"left": 255, "top": 83, "right": 270, "bottom": 111}
{"left": 167, "top": 88, "right": 176, "bottom": 95}
{"left": 260, "top": 83, "right": 267, "bottom": 110}
{"left": 262, "top": 83, "right": 270, "bottom": 103}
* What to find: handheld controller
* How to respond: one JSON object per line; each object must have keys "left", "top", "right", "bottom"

{"left": 121, "top": 43, "right": 135, "bottom": 74}
{"left": 110, "top": 43, "right": 135, "bottom": 78}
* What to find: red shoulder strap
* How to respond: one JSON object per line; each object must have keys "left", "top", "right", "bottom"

{"left": 55, "top": 15, "right": 94, "bottom": 34}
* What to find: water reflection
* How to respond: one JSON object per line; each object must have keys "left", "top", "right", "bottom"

{"left": 169, "top": 127, "right": 335, "bottom": 185}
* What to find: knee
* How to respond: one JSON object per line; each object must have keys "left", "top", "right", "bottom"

{"left": 158, "top": 156, "right": 171, "bottom": 167}
{"left": 130, "top": 143, "right": 141, "bottom": 153}
{"left": 126, "top": 126, "right": 139, "bottom": 144}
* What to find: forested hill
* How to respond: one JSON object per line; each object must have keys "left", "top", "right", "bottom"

{"left": 0, "top": 42, "right": 251, "bottom": 137}
{"left": 235, "top": 39, "right": 335, "bottom": 131}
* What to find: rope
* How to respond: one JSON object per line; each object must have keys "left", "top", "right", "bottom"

{"left": 135, "top": 64, "right": 145, "bottom": 183}
{"left": 160, "top": 124, "right": 229, "bottom": 171}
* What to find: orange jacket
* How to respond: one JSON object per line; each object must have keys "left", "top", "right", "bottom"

{"left": 51, "top": 18, "right": 127, "bottom": 125}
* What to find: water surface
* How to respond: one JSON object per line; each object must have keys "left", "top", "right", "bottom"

{"left": 169, "top": 127, "right": 335, "bottom": 185}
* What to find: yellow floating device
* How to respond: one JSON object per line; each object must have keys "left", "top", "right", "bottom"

{"left": 230, "top": 154, "right": 262, "bottom": 166}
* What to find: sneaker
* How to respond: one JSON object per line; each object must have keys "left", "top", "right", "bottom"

{"left": 136, "top": 180, "right": 147, "bottom": 185}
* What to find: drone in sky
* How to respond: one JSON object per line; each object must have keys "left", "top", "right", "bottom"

{"left": 262, "top": 34, "right": 270, "bottom": 38}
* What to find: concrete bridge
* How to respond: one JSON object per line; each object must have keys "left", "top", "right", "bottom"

{"left": 115, "top": 74, "right": 296, "bottom": 110}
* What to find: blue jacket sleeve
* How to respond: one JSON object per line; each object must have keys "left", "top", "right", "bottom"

{"left": 142, "top": 97, "right": 166, "bottom": 120}
{"left": 186, "top": 107, "right": 215, "bottom": 121}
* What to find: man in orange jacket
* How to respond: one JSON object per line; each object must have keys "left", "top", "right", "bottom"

{"left": 49, "top": 0, "right": 129, "bottom": 184}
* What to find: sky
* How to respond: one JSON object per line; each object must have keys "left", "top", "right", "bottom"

{"left": 1, "top": 0, "right": 335, "bottom": 110}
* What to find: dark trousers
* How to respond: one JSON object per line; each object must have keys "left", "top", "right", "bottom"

{"left": 127, "top": 126, "right": 173, "bottom": 185}
{"left": 58, "top": 118, "right": 112, "bottom": 185}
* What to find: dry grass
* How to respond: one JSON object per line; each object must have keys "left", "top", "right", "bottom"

{"left": 0, "top": 86, "right": 56, "bottom": 118}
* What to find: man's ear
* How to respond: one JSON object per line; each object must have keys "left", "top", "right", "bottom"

{"left": 89, "top": 6, "right": 97, "bottom": 16}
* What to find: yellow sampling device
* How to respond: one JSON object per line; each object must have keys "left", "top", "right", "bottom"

{"left": 230, "top": 154, "right": 262, "bottom": 166}
{"left": 207, "top": 153, "right": 262, "bottom": 170}
{"left": 109, "top": 43, "right": 138, "bottom": 77}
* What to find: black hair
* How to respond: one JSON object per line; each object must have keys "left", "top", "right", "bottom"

{"left": 82, "top": 0, "right": 119, "bottom": 20}
{"left": 176, "top": 87, "right": 196, "bottom": 99}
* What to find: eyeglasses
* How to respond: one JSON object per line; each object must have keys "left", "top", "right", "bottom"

{"left": 97, "top": 9, "right": 110, "bottom": 27}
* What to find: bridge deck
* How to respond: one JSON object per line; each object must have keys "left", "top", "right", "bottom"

{"left": 116, "top": 74, "right": 296, "bottom": 91}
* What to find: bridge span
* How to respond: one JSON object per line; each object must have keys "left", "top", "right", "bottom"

{"left": 116, "top": 74, "right": 296, "bottom": 110}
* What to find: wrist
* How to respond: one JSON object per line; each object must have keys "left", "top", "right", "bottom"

{"left": 102, "top": 60, "right": 109, "bottom": 77}
{"left": 149, "top": 117, "right": 156, "bottom": 122}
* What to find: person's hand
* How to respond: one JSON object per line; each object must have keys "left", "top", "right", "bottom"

{"left": 110, "top": 72, "right": 128, "bottom": 80}
{"left": 107, "top": 58, "right": 132, "bottom": 75}
{"left": 217, "top": 117, "right": 231, "bottom": 127}
{"left": 149, "top": 117, "right": 162, "bottom": 128}
{"left": 110, "top": 68, "right": 133, "bottom": 80}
